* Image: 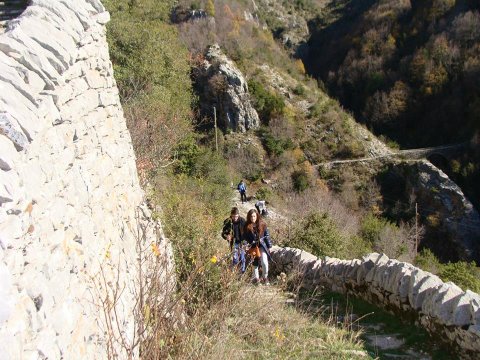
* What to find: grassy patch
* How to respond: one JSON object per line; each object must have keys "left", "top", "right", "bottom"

{"left": 312, "top": 292, "right": 454, "bottom": 360}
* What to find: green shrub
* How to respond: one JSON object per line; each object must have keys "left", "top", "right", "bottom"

{"left": 288, "top": 212, "right": 369, "bottom": 259}
{"left": 255, "top": 187, "right": 272, "bottom": 201}
{"left": 360, "top": 213, "right": 414, "bottom": 259}
{"left": 415, "top": 249, "right": 480, "bottom": 292}
{"left": 440, "top": 261, "right": 480, "bottom": 293}
{"left": 293, "top": 84, "right": 306, "bottom": 96}
{"left": 248, "top": 80, "right": 285, "bottom": 123}
{"left": 415, "top": 249, "right": 443, "bottom": 274}
{"left": 292, "top": 169, "right": 310, "bottom": 192}
{"left": 260, "top": 128, "right": 294, "bottom": 156}
{"left": 289, "top": 212, "right": 347, "bottom": 258}
{"left": 360, "top": 213, "right": 390, "bottom": 245}
{"left": 174, "top": 136, "right": 200, "bottom": 176}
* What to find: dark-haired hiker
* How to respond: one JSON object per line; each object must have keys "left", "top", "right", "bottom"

{"left": 222, "top": 207, "right": 246, "bottom": 272}
{"left": 243, "top": 208, "right": 272, "bottom": 285}
{"left": 237, "top": 180, "right": 247, "bottom": 204}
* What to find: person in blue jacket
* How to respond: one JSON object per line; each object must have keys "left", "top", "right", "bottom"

{"left": 237, "top": 180, "right": 247, "bottom": 204}
{"left": 243, "top": 208, "right": 272, "bottom": 285}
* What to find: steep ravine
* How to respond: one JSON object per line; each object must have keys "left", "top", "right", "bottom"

{"left": 255, "top": 0, "right": 480, "bottom": 263}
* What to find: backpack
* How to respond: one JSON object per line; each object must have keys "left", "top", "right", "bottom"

{"left": 238, "top": 182, "right": 246, "bottom": 192}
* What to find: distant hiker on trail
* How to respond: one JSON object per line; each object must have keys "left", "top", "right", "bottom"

{"left": 243, "top": 208, "right": 272, "bottom": 285}
{"left": 222, "top": 207, "right": 246, "bottom": 273}
{"left": 237, "top": 180, "right": 247, "bottom": 203}
{"left": 255, "top": 200, "right": 268, "bottom": 217}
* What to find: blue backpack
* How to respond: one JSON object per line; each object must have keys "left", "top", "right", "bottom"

{"left": 238, "top": 182, "right": 246, "bottom": 192}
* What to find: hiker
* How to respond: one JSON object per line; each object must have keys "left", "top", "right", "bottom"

{"left": 243, "top": 208, "right": 272, "bottom": 285}
{"left": 237, "top": 179, "right": 247, "bottom": 204}
{"left": 221, "top": 207, "right": 246, "bottom": 273}
{"left": 255, "top": 200, "right": 268, "bottom": 217}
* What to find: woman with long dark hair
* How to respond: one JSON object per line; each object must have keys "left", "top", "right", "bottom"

{"left": 243, "top": 208, "right": 272, "bottom": 284}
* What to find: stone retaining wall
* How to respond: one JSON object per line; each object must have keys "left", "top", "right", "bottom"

{"left": 270, "top": 246, "right": 480, "bottom": 358}
{"left": 0, "top": 1, "right": 173, "bottom": 358}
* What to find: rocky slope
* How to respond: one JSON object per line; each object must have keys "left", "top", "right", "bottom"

{"left": 193, "top": 43, "right": 260, "bottom": 132}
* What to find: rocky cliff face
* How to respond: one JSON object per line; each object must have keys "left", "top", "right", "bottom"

{"left": 254, "top": 0, "right": 312, "bottom": 56}
{"left": 270, "top": 247, "right": 480, "bottom": 358}
{"left": 194, "top": 44, "right": 260, "bottom": 132}
{"left": 415, "top": 161, "right": 480, "bottom": 261}
{"left": 381, "top": 160, "right": 480, "bottom": 262}
{"left": 0, "top": 1, "right": 173, "bottom": 358}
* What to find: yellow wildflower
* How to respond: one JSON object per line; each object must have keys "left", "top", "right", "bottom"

{"left": 274, "top": 327, "right": 285, "bottom": 341}
{"left": 105, "top": 243, "right": 111, "bottom": 259}
{"left": 151, "top": 243, "right": 160, "bottom": 257}
{"left": 210, "top": 255, "right": 218, "bottom": 264}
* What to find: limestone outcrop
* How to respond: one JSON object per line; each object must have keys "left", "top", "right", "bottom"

{"left": 270, "top": 247, "right": 480, "bottom": 358}
{"left": 194, "top": 44, "right": 260, "bottom": 132}
{"left": 0, "top": 1, "right": 174, "bottom": 358}
{"left": 415, "top": 160, "right": 480, "bottom": 261}
{"left": 381, "top": 160, "right": 480, "bottom": 262}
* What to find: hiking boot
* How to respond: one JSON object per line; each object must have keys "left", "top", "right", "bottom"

{"left": 261, "top": 278, "right": 270, "bottom": 286}
{"left": 252, "top": 278, "right": 260, "bottom": 285}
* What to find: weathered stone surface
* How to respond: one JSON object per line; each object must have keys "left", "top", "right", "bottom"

{"left": 0, "top": 135, "right": 19, "bottom": 171}
{"left": 415, "top": 161, "right": 480, "bottom": 262}
{"left": 16, "top": 17, "right": 76, "bottom": 65}
{"left": 0, "top": 64, "right": 38, "bottom": 105}
{"left": 0, "top": 112, "right": 28, "bottom": 150}
{"left": 0, "top": 35, "right": 62, "bottom": 83}
{"left": 271, "top": 247, "right": 480, "bottom": 357}
{"left": 0, "top": 2, "right": 175, "bottom": 359}
{"left": 194, "top": 44, "right": 260, "bottom": 132}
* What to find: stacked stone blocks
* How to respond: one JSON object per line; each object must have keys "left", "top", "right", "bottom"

{"left": 0, "top": 1, "right": 173, "bottom": 359}
{"left": 270, "top": 246, "right": 480, "bottom": 358}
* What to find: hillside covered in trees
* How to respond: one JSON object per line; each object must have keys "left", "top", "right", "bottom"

{"left": 102, "top": 0, "right": 480, "bottom": 357}
{"left": 305, "top": 0, "right": 480, "bottom": 205}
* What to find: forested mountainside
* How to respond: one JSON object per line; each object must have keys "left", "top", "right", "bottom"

{"left": 304, "top": 0, "right": 480, "bottom": 207}
{"left": 105, "top": 0, "right": 480, "bottom": 286}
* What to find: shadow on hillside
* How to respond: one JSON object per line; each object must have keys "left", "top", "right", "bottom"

{"left": 303, "top": 0, "right": 377, "bottom": 80}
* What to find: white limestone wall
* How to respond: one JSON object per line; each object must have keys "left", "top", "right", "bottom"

{"left": 270, "top": 247, "right": 480, "bottom": 358}
{"left": 0, "top": 1, "right": 174, "bottom": 358}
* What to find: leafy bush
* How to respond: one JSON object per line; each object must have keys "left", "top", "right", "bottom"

{"left": 260, "top": 128, "right": 294, "bottom": 156}
{"left": 415, "top": 249, "right": 443, "bottom": 274}
{"left": 293, "top": 84, "right": 306, "bottom": 96}
{"left": 416, "top": 249, "right": 480, "bottom": 292}
{"left": 289, "top": 212, "right": 369, "bottom": 259}
{"left": 440, "top": 261, "right": 480, "bottom": 293}
{"left": 248, "top": 80, "right": 285, "bottom": 123}
{"left": 360, "top": 213, "right": 416, "bottom": 260}
{"left": 360, "top": 213, "right": 390, "bottom": 245}
{"left": 289, "top": 212, "right": 348, "bottom": 258}
{"left": 174, "top": 136, "right": 201, "bottom": 176}
{"left": 256, "top": 187, "right": 272, "bottom": 201}
{"left": 291, "top": 169, "right": 310, "bottom": 192}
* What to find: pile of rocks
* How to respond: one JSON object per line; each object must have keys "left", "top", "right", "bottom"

{"left": 270, "top": 247, "right": 480, "bottom": 358}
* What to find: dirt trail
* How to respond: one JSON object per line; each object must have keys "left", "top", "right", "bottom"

{"left": 231, "top": 189, "right": 287, "bottom": 227}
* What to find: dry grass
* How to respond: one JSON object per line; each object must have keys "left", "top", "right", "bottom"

{"left": 158, "top": 277, "right": 368, "bottom": 359}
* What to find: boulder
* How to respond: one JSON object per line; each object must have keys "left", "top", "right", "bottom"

{"left": 194, "top": 44, "right": 260, "bottom": 132}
